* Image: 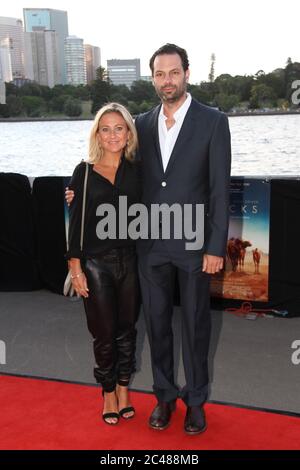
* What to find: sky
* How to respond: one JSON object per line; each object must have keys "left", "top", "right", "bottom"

{"left": 1, "top": 0, "right": 300, "bottom": 83}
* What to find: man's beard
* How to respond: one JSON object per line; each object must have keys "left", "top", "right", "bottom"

{"left": 156, "top": 81, "right": 187, "bottom": 103}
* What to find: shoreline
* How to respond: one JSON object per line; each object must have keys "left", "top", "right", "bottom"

{"left": 0, "top": 116, "right": 93, "bottom": 122}
{"left": 0, "top": 110, "right": 300, "bottom": 123}
{"left": 227, "top": 110, "right": 300, "bottom": 117}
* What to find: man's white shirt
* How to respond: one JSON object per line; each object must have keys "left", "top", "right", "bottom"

{"left": 158, "top": 92, "right": 192, "bottom": 172}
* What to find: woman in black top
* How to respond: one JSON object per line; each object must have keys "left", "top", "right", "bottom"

{"left": 66, "top": 103, "right": 141, "bottom": 425}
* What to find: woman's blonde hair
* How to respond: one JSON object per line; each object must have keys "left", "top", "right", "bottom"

{"left": 88, "top": 102, "right": 138, "bottom": 163}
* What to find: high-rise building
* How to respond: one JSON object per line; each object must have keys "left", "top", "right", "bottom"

{"left": 23, "top": 9, "right": 68, "bottom": 84}
{"left": 0, "top": 81, "right": 5, "bottom": 104}
{"left": 25, "top": 30, "right": 61, "bottom": 88}
{"left": 0, "top": 43, "right": 10, "bottom": 103}
{"left": 0, "top": 41, "right": 13, "bottom": 83}
{"left": 140, "top": 75, "right": 152, "bottom": 82}
{"left": 65, "top": 36, "right": 87, "bottom": 86}
{"left": 0, "top": 17, "right": 25, "bottom": 79}
{"left": 84, "top": 44, "right": 101, "bottom": 84}
{"left": 107, "top": 59, "right": 141, "bottom": 87}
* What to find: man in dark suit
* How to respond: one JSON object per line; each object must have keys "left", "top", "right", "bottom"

{"left": 135, "top": 44, "right": 231, "bottom": 435}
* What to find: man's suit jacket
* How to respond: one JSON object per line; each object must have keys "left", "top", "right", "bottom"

{"left": 135, "top": 98, "right": 231, "bottom": 257}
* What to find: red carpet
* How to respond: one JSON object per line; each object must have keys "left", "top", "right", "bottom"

{"left": 0, "top": 375, "right": 299, "bottom": 450}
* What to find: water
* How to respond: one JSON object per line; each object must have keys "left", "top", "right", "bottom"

{"left": 0, "top": 115, "right": 300, "bottom": 177}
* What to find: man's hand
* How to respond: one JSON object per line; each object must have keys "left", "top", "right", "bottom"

{"left": 202, "top": 254, "right": 224, "bottom": 274}
{"left": 65, "top": 187, "right": 75, "bottom": 206}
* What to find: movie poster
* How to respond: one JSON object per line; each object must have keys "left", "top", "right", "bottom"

{"left": 210, "top": 178, "right": 270, "bottom": 302}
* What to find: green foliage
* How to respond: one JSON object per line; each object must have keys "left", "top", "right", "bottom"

{"left": 49, "top": 94, "right": 70, "bottom": 113}
{"left": 249, "top": 83, "right": 277, "bottom": 109}
{"left": 187, "top": 84, "right": 211, "bottom": 105}
{"left": 91, "top": 79, "right": 111, "bottom": 114}
{"left": 6, "top": 96, "right": 23, "bottom": 116}
{"left": 18, "top": 82, "right": 43, "bottom": 97}
{"left": 127, "top": 101, "right": 141, "bottom": 115}
{"left": 72, "top": 84, "right": 91, "bottom": 101}
{"left": 96, "top": 66, "right": 109, "bottom": 81}
{"left": 130, "top": 80, "right": 158, "bottom": 106}
{"left": 0, "top": 104, "right": 10, "bottom": 118}
{"left": 2, "top": 59, "right": 300, "bottom": 119}
{"left": 110, "top": 84, "right": 130, "bottom": 106}
{"left": 284, "top": 61, "right": 300, "bottom": 101}
{"left": 5, "top": 82, "right": 19, "bottom": 97}
{"left": 215, "top": 93, "right": 240, "bottom": 112}
{"left": 63, "top": 98, "right": 82, "bottom": 117}
{"left": 21, "top": 96, "right": 46, "bottom": 117}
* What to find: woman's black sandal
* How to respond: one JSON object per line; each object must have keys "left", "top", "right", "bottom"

{"left": 102, "top": 411, "right": 120, "bottom": 425}
{"left": 102, "top": 389, "right": 119, "bottom": 425}
{"left": 119, "top": 406, "right": 135, "bottom": 419}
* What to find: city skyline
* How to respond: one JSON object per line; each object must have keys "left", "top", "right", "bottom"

{"left": 1, "top": 0, "right": 300, "bottom": 84}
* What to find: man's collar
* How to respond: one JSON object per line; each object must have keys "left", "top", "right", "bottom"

{"left": 159, "top": 92, "right": 192, "bottom": 120}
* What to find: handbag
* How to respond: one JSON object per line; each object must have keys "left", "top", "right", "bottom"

{"left": 64, "top": 162, "right": 89, "bottom": 296}
{"left": 63, "top": 269, "right": 75, "bottom": 296}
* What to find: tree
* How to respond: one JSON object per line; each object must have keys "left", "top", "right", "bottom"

{"left": 0, "top": 104, "right": 10, "bottom": 118}
{"left": 129, "top": 80, "right": 158, "bottom": 105}
{"left": 234, "top": 75, "right": 255, "bottom": 102}
{"left": 127, "top": 101, "right": 141, "bottom": 115}
{"left": 284, "top": 60, "right": 300, "bottom": 101}
{"left": 19, "top": 82, "right": 43, "bottom": 97}
{"left": 214, "top": 74, "right": 236, "bottom": 95}
{"left": 21, "top": 96, "right": 46, "bottom": 117}
{"left": 64, "top": 98, "right": 82, "bottom": 117}
{"left": 6, "top": 95, "right": 23, "bottom": 116}
{"left": 249, "top": 83, "right": 276, "bottom": 108}
{"left": 188, "top": 82, "right": 216, "bottom": 105}
{"left": 5, "top": 82, "right": 18, "bottom": 97}
{"left": 96, "top": 66, "right": 109, "bottom": 82}
{"left": 49, "top": 94, "right": 70, "bottom": 113}
{"left": 91, "top": 68, "right": 112, "bottom": 114}
{"left": 208, "top": 53, "right": 216, "bottom": 83}
{"left": 215, "top": 93, "right": 240, "bottom": 112}
{"left": 73, "top": 84, "right": 91, "bottom": 101}
{"left": 110, "top": 84, "right": 130, "bottom": 106}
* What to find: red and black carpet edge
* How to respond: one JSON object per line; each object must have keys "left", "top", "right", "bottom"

{"left": 0, "top": 374, "right": 299, "bottom": 450}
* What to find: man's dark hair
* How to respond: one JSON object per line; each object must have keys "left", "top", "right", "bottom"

{"left": 149, "top": 43, "right": 189, "bottom": 75}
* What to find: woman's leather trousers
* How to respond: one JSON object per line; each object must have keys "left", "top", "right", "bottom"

{"left": 81, "top": 246, "right": 140, "bottom": 392}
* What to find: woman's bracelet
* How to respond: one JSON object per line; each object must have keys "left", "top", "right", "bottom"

{"left": 70, "top": 271, "right": 84, "bottom": 279}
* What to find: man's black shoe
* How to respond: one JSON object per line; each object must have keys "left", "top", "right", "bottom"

{"left": 184, "top": 406, "right": 207, "bottom": 435}
{"left": 149, "top": 400, "right": 176, "bottom": 430}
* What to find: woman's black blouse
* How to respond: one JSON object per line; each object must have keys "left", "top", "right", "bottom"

{"left": 66, "top": 157, "right": 142, "bottom": 259}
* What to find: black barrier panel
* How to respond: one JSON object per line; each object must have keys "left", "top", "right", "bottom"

{"left": 268, "top": 179, "right": 300, "bottom": 317}
{"left": 2, "top": 173, "right": 300, "bottom": 315}
{"left": 0, "top": 173, "right": 41, "bottom": 291}
{"left": 32, "top": 177, "right": 68, "bottom": 294}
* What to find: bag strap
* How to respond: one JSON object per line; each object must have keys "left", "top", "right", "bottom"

{"left": 80, "top": 162, "right": 89, "bottom": 251}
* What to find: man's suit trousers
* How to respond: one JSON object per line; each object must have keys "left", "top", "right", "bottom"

{"left": 138, "top": 241, "right": 211, "bottom": 406}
